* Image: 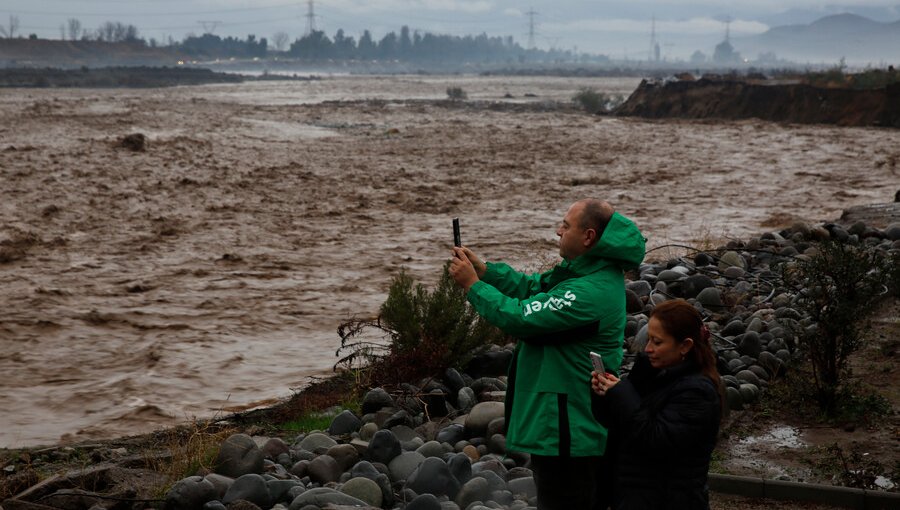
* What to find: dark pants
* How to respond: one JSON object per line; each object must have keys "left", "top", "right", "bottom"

{"left": 531, "top": 454, "right": 610, "bottom": 510}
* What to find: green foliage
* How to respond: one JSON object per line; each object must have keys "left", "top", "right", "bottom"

{"left": 336, "top": 264, "right": 508, "bottom": 385}
{"left": 782, "top": 240, "right": 890, "bottom": 415}
{"left": 572, "top": 87, "right": 623, "bottom": 113}
{"left": 446, "top": 86, "right": 467, "bottom": 100}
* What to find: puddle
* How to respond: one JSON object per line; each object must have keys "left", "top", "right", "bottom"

{"left": 723, "top": 425, "right": 811, "bottom": 480}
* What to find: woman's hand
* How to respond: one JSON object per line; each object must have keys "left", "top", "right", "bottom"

{"left": 592, "top": 371, "right": 620, "bottom": 396}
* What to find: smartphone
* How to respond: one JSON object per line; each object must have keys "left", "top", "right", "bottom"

{"left": 452, "top": 218, "right": 462, "bottom": 247}
{"left": 590, "top": 351, "right": 605, "bottom": 374}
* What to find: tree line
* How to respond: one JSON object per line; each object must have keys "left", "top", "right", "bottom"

{"left": 2, "top": 15, "right": 599, "bottom": 63}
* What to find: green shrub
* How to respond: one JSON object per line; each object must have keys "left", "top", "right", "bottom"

{"left": 572, "top": 87, "right": 623, "bottom": 113}
{"left": 336, "top": 264, "right": 508, "bottom": 385}
{"left": 446, "top": 86, "right": 467, "bottom": 100}
{"left": 782, "top": 240, "right": 891, "bottom": 415}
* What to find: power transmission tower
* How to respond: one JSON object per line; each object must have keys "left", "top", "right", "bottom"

{"left": 305, "top": 0, "right": 317, "bottom": 36}
{"left": 526, "top": 8, "right": 538, "bottom": 50}
{"left": 649, "top": 15, "right": 658, "bottom": 62}
{"left": 199, "top": 20, "right": 221, "bottom": 35}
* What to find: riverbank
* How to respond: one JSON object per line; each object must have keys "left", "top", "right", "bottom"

{"left": 2, "top": 207, "right": 897, "bottom": 509}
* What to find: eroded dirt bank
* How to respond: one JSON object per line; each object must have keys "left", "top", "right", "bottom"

{"left": 617, "top": 78, "right": 900, "bottom": 128}
{"left": 0, "top": 76, "right": 897, "bottom": 448}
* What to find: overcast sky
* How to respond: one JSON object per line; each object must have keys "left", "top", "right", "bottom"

{"left": 5, "top": 1, "right": 900, "bottom": 60}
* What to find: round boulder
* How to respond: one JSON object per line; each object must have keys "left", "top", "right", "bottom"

{"left": 405, "top": 457, "right": 461, "bottom": 499}
{"left": 339, "top": 477, "right": 382, "bottom": 507}
{"left": 464, "top": 402, "right": 505, "bottom": 438}
{"left": 165, "top": 476, "right": 217, "bottom": 510}
{"left": 214, "top": 434, "right": 265, "bottom": 478}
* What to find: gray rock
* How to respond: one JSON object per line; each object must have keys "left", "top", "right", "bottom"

{"left": 266, "top": 480, "right": 301, "bottom": 506}
{"left": 297, "top": 433, "right": 337, "bottom": 453}
{"left": 736, "top": 369, "right": 761, "bottom": 386}
{"left": 507, "top": 476, "right": 536, "bottom": 499}
{"left": 474, "top": 469, "right": 507, "bottom": 493}
{"left": 448, "top": 452, "right": 473, "bottom": 485}
{"left": 389, "top": 451, "right": 426, "bottom": 482}
{"left": 471, "top": 457, "right": 508, "bottom": 478}
{"left": 486, "top": 417, "right": 505, "bottom": 440}
{"left": 350, "top": 460, "right": 381, "bottom": 480}
{"left": 222, "top": 474, "right": 270, "bottom": 508}
{"left": 722, "top": 319, "right": 746, "bottom": 336}
{"left": 490, "top": 489, "right": 515, "bottom": 506}
{"left": 328, "top": 410, "right": 363, "bottom": 436}
{"left": 738, "top": 331, "right": 762, "bottom": 358}
{"left": 437, "top": 423, "right": 466, "bottom": 445}
{"left": 657, "top": 269, "right": 684, "bottom": 282}
{"left": 746, "top": 317, "right": 764, "bottom": 333}
{"left": 624, "top": 289, "right": 643, "bottom": 314}
{"left": 696, "top": 287, "right": 723, "bottom": 309}
{"left": 725, "top": 386, "right": 743, "bottom": 411}
{"left": 775, "top": 349, "right": 791, "bottom": 363}
{"left": 367, "top": 429, "right": 402, "bottom": 465}
{"left": 359, "top": 422, "right": 379, "bottom": 441}
{"left": 224, "top": 500, "right": 261, "bottom": 510}
{"left": 204, "top": 474, "right": 235, "bottom": 499}
{"left": 214, "top": 434, "right": 265, "bottom": 478}
{"left": 727, "top": 358, "right": 746, "bottom": 374}
{"left": 165, "top": 476, "right": 218, "bottom": 510}
{"left": 406, "top": 494, "right": 443, "bottom": 510}
{"left": 406, "top": 457, "right": 461, "bottom": 499}
{"left": 457, "top": 387, "right": 477, "bottom": 413}
{"left": 307, "top": 455, "right": 342, "bottom": 484}
{"left": 339, "top": 477, "right": 382, "bottom": 507}
{"left": 682, "top": 274, "right": 715, "bottom": 299}
{"left": 362, "top": 387, "right": 395, "bottom": 414}
{"left": 739, "top": 383, "right": 760, "bottom": 404}
{"left": 749, "top": 364, "right": 770, "bottom": 381}
{"left": 326, "top": 443, "right": 359, "bottom": 472}
{"left": 632, "top": 324, "right": 649, "bottom": 352}
{"left": 465, "top": 402, "right": 505, "bottom": 437}
{"left": 445, "top": 368, "right": 467, "bottom": 394}
{"left": 718, "top": 251, "right": 747, "bottom": 271}
{"left": 626, "top": 280, "right": 652, "bottom": 297}
{"left": 487, "top": 434, "right": 506, "bottom": 455}
{"left": 262, "top": 438, "right": 290, "bottom": 460}
{"left": 723, "top": 266, "right": 745, "bottom": 279}
{"left": 383, "top": 409, "right": 415, "bottom": 429}
{"left": 776, "top": 308, "right": 803, "bottom": 321}
{"left": 886, "top": 222, "right": 900, "bottom": 241}
{"left": 288, "top": 488, "right": 368, "bottom": 510}
{"left": 203, "top": 501, "right": 227, "bottom": 510}
{"left": 288, "top": 460, "right": 308, "bottom": 478}
{"left": 757, "top": 351, "right": 783, "bottom": 376}
{"left": 417, "top": 440, "right": 447, "bottom": 458}
{"left": 456, "top": 477, "right": 490, "bottom": 509}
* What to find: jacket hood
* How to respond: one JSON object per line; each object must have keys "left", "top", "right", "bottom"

{"left": 567, "top": 211, "right": 646, "bottom": 273}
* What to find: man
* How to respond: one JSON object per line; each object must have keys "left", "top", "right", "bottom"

{"left": 449, "top": 199, "right": 646, "bottom": 510}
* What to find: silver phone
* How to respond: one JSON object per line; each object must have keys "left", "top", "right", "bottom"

{"left": 590, "top": 351, "right": 605, "bottom": 374}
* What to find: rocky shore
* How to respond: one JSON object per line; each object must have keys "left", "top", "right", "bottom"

{"left": 2, "top": 211, "right": 897, "bottom": 510}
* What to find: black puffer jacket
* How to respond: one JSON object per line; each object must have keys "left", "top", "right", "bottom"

{"left": 593, "top": 353, "right": 721, "bottom": 510}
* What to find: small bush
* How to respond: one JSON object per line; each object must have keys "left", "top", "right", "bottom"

{"left": 446, "top": 86, "right": 467, "bottom": 100}
{"left": 572, "top": 87, "right": 623, "bottom": 113}
{"left": 782, "top": 240, "right": 891, "bottom": 415}
{"left": 336, "top": 264, "right": 508, "bottom": 386}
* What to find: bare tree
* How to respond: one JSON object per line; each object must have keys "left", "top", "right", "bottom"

{"left": 67, "top": 18, "right": 82, "bottom": 41}
{"left": 272, "top": 31, "right": 290, "bottom": 52}
{"left": 0, "top": 15, "right": 20, "bottom": 38}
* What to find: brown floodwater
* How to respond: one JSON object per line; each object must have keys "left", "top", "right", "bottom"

{"left": 0, "top": 75, "right": 896, "bottom": 448}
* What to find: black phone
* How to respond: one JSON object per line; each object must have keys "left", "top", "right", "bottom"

{"left": 453, "top": 218, "right": 461, "bottom": 247}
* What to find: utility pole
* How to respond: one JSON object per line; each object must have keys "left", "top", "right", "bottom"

{"left": 198, "top": 21, "right": 221, "bottom": 35}
{"left": 305, "top": 0, "right": 317, "bottom": 36}
{"left": 526, "top": 7, "right": 537, "bottom": 50}
{"left": 649, "top": 16, "right": 658, "bottom": 62}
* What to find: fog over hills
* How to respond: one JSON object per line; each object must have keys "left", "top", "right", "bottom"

{"left": 733, "top": 14, "right": 900, "bottom": 66}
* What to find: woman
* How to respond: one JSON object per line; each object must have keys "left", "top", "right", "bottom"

{"left": 592, "top": 299, "right": 722, "bottom": 510}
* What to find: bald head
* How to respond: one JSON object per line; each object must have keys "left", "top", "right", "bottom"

{"left": 575, "top": 199, "right": 614, "bottom": 243}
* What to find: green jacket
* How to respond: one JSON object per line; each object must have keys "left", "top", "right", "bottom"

{"left": 466, "top": 212, "right": 645, "bottom": 457}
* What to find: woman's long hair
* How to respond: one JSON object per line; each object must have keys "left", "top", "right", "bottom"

{"left": 649, "top": 299, "right": 723, "bottom": 403}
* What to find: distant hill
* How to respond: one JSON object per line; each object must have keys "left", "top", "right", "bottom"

{"left": 733, "top": 13, "right": 900, "bottom": 65}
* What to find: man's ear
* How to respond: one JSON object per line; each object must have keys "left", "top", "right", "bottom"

{"left": 583, "top": 228, "right": 597, "bottom": 247}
